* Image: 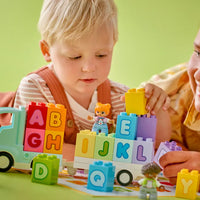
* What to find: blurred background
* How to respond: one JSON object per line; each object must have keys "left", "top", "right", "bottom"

{"left": 0, "top": 0, "right": 200, "bottom": 91}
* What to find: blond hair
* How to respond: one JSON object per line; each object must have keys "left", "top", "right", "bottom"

{"left": 38, "top": 0, "right": 118, "bottom": 45}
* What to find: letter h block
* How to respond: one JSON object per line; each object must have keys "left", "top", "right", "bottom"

{"left": 87, "top": 161, "right": 115, "bottom": 192}
{"left": 115, "top": 112, "right": 138, "bottom": 140}
{"left": 136, "top": 115, "right": 157, "bottom": 141}
{"left": 75, "top": 130, "right": 96, "bottom": 158}
{"left": 175, "top": 169, "right": 200, "bottom": 200}
{"left": 31, "top": 154, "right": 59, "bottom": 185}
{"left": 125, "top": 88, "right": 147, "bottom": 115}
{"left": 153, "top": 141, "right": 182, "bottom": 168}
{"left": 132, "top": 137, "right": 154, "bottom": 165}
{"left": 94, "top": 133, "right": 115, "bottom": 161}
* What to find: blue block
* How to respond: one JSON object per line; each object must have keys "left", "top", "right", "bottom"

{"left": 87, "top": 161, "right": 115, "bottom": 192}
{"left": 115, "top": 112, "right": 138, "bottom": 140}
{"left": 113, "top": 138, "right": 134, "bottom": 163}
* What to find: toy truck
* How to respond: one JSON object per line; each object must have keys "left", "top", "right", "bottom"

{"left": 0, "top": 102, "right": 66, "bottom": 172}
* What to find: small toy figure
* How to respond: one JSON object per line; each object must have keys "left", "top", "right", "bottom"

{"left": 88, "top": 102, "right": 114, "bottom": 136}
{"left": 138, "top": 162, "right": 164, "bottom": 200}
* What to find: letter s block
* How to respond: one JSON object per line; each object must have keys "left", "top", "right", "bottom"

{"left": 24, "top": 128, "right": 45, "bottom": 152}
{"left": 75, "top": 130, "right": 96, "bottom": 158}
{"left": 175, "top": 169, "right": 200, "bottom": 200}
{"left": 31, "top": 154, "right": 59, "bottom": 185}
{"left": 46, "top": 103, "right": 67, "bottom": 132}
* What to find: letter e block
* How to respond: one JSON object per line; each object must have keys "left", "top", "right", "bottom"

{"left": 75, "top": 130, "right": 96, "bottom": 158}
{"left": 115, "top": 112, "right": 138, "bottom": 140}
{"left": 87, "top": 161, "right": 115, "bottom": 192}
{"left": 31, "top": 154, "right": 59, "bottom": 185}
{"left": 175, "top": 169, "right": 200, "bottom": 200}
{"left": 94, "top": 133, "right": 115, "bottom": 161}
{"left": 24, "top": 128, "right": 45, "bottom": 152}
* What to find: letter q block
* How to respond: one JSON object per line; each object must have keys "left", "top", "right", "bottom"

{"left": 125, "top": 88, "right": 147, "bottom": 115}
{"left": 46, "top": 103, "right": 66, "bottom": 132}
{"left": 115, "top": 112, "right": 138, "bottom": 140}
{"left": 175, "top": 169, "right": 200, "bottom": 200}
{"left": 87, "top": 161, "right": 115, "bottom": 192}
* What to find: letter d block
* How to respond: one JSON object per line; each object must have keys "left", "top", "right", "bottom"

{"left": 31, "top": 154, "right": 59, "bottom": 185}
{"left": 113, "top": 138, "right": 133, "bottom": 163}
{"left": 115, "top": 112, "right": 138, "bottom": 140}
{"left": 125, "top": 88, "right": 147, "bottom": 115}
{"left": 75, "top": 130, "right": 96, "bottom": 158}
{"left": 132, "top": 137, "right": 154, "bottom": 165}
{"left": 43, "top": 130, "right": 64, "bottom": 154}
{"left": 24, "top": 128, "right": 45, "bottom": 152}
{"left": 87, "top": 161, "right": 115, "bottom": 192}
{"left": 46, "top": 103, "right": 67, "bottom": 132}
{"left": 94, "top": 133, "right": 115, "bottom": 161}
{"left": 175, "top": 169, "right": 200, "bottom": 200}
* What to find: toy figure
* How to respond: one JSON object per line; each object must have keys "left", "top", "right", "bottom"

{"left": 88, "top": 102, "right": 114, "bottom": 136}
{"left": 138, "top": 162, "right": 164, "bottom": 200}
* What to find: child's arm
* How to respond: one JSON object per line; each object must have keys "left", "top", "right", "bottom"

{"left": 159, "top": 151, "right": 200, "bottom": 187}
{"left": 62, "top": 143, "right": 75, "bottom": 161}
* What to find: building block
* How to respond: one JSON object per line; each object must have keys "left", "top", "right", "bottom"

{"left": 75, "top": 130, "right": 96, "bottom": 158}
{"left": 113, "top": 138, "right": 134, "bottom": 163}
{"left": 26, "top": 102, "right": 48, "bottom": 130}
{"left": 132, "top": 137, "right": 154, "bottom": 165}
{"left": 31, "top": 154, "right": 59, "bottom": 185}
{"left": 43, "top": 130, "right": 64, "bottom": 154}
{"left": 87, "top": 161, "right": 115, "bottom": 192}
{"left": 153, "top": 141, "right": 182, "bottom": 168}
{"left": 45, "top": 103, "right": 67, "bottom": 132}
{"left": 125, "top": 88, "right": 147, "bottom": 115}
{"left": 136, "top": 115, "right": 157, "bottom": 141}
{"left": 175, "top": 169, "right": 200, "bottom": 200}
{"left": 23, "top": 128, "right": 45, "bottom": 152}
{"left": 94, "top": 133, "right": 115, "bottom": 161}
{"left": 115, "top": 112, "right": 138, "bottom": 140}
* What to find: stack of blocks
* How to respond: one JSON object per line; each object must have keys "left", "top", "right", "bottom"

{"left": 24, "top": 102, "right": 66, "bottom": 154}
{"left": 175, "top": 169, "right": 200, "bottom": 200}
{"left": 74, "top": 89, "right": 158, "bottom": 189}
{"left": 31, "top": 154, "right": 59, "bottom": 184}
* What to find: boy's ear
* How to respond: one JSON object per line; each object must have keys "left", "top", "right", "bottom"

{"left": 39, "top": 40, "right": 51, "bottom": 62}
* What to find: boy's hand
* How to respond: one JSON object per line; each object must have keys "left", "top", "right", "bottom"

{"left": 159, "top": 151, "right": 200, "bottom": 186}
{"left": 144, "top": 83, "right": 170, "bottom": 115}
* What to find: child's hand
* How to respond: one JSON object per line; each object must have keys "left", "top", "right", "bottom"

{"left": 159, "top": 151, "right": 200, "bottom": 187}
{"left": 144, "top": 83, "right": 170, "bottom": 115}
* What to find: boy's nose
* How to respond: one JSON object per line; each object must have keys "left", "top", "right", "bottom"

{"left": 81, "top": 59, "right": 96, "bottom": 72}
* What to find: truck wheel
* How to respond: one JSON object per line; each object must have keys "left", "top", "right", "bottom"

{"left": 116, "top": 169, "right": 133, "bottom": 186}
{"left": 0, "top": 152, "right": 14, "bottom": 172}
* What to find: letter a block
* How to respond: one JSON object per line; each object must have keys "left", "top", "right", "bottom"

{"left": 132, "top": 137, "right": 154, "bottom": 165}
{"left": 46, "top": 103, "right": 67, "bottom": 132}
{"left": 115, "top": 112, "right": 138, "bottom": 140}
{"left": 31, "top": 154, "right": 59, "bottom": 185}
{"left": 94, "top": 133, "right": 115, "bottom": 161}
{"left": 87, "top": 161, "right": 115, "bottom": 192}
{"left": 175, "top": 169, "right": 200, "bottom": 200}
{"left": 125, "top": 88, "right": 147, "bottom": 115}
{"left": 75, "top": 130, "right": 96, "bottom": 158}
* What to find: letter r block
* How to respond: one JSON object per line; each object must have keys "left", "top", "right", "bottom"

{"left": 115, "top": 112, "right": 138, "bottom": 140}
{"left": 175, "top": 169, "right": 200, "bottom": 200}
{"left": 24, "top": 128, "right": 45, "bottom": 152}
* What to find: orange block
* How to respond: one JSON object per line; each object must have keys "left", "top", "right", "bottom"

{"left": 46, "top": 103, "right": 66, "bottom": 132}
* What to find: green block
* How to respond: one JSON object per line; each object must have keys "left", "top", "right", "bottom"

{"left": 94, "top": 133, "right": 115, "bottom": 161}
{"left": 31, "top": 154, "right": 59, "bottom": 185}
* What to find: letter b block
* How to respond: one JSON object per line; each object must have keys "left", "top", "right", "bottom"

{"left": 115, "top": 112, "right": 138, "bottom": 140}
{"left": 87, "top": 161, "right": 115, "bottom": 192}
{"left": 31, "top": 154, "right": 59, "bottom": 185}
{"left": 175, "top": 169, "right": 200, "bottom": 200}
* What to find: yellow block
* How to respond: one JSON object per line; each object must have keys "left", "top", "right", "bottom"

{"left": 43, "top": 130, "right": 64, "bottom": 154}
{"left": 175, "top": 169, "right": 200, "bottom": 200}
{"left": 46, "top": 103, "right": 67, "bottom": 132}
{"left": 75, "top": 130, "right": 96, "bottom": 158}
{"left": 125, "top": 88, "right": 147, "bottom": 115}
